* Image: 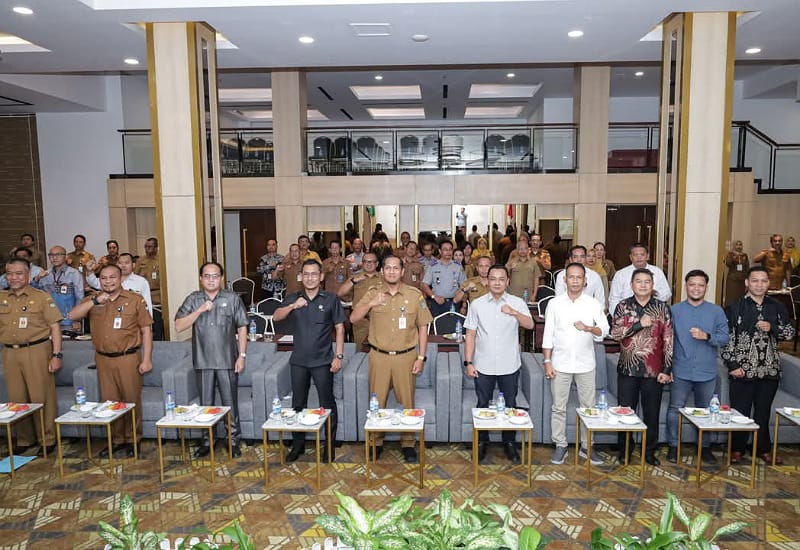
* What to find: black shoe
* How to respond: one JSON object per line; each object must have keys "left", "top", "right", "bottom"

{"left": 323, "top": 445, "right": 335, "bottom": 463}
{"left": 99, "top": 443, "right": 131, "bottom": 459}
{"left": 701, "top": 448, "right": 717, "bottom": 465}
{"left": 478, "top": 442, "right": 488, "bottom": 462}
{"left": 666, "top": 446, "right": 677, "bottom": 463}
{"left": 286, "top": 446, "right": 305, "bottom": 463}
{"left": 12, "top": 445, "right": 32, "bottom": 455}
{"left": 373, "top": 446, "right": 383, "bottom": 460}
{"left": 618, "top": 444, "right": 635, "bottom": 464}
{"left": 503, "top": 442, "right": 520, "bottom": 463}
{"left": 193, "top": 445, "right": 211, "bottom": 459}
{"left": 402, "top": 447, "right": 418, "bottom": 463}
{"left": 231, "top": 445, "right": 242, "bottom": 458}
{"left": 645, "top": 452, "right": 661, "bottom": 466}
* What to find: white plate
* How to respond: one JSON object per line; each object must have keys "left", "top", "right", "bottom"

{"left": 577, "top": 408, "right": 600, "bottom": 418}
{"left": 509, "top": 416, "right": 528, "bottom": 425}
{"left": 281, "top": 409, "right": 296, "bottom": 418}
{"left": 783, "top": 407, "right": 800, "bottom": 417}
{"left": 194, "top": 413, "right": 215, "bottom": 422}
{"left": 75, "top": 334, "right": 92, "bottom": 341}
{"left": 300, "top": 413, "right": 321, "bottom": 426}
{"left": 71, "top": 403, "right": 98, "bottom": 412}
{"left": 609, "top": 406, "right": 635, "bottom": 416}
{"left": 400, "top": 415, "right": 422, "bottom": 425}
{"left": 0, "top": 410, "right": 15, "bottom": 419}
{"left": 473, "top": 410, "right": 496, "bottom": 420}
{"left": 94, "top": 410, "right": 115, "bottom": 418}
{"left": 731, "top": 415, "right": 752, "bottom": 424}
{"left": 685, "top": 408, "right": 710, "bottom": 418}
{"left": 619, "top": 416, "right": 640, "bottom": 425}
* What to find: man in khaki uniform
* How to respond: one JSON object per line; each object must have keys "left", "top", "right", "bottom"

{"left": 530, "top": 234, "right": 552, "bottom": 272}
{"left": 0, "top": 258, "right": 62, "bottom": 454}
{"left": 455, "top": 255, "right": 492, "bottom": 307}
{"left": 322, "top": 241, "right": 351, "bottom": 298}
{"left": 134, "top": 237, "right": 161, "bottom": 305}
{"left": 67, "top": 234, "right": 96, "bottom": 291}
{"left": 281, "top": 244, "right": 303, "bottom": 296}
{"left": 351, "top": 255, "right": 432, "bottom": 463}
{"left": 298, "top": 234, "right": 322, "bottom": 263}
{"left": 753, "top": 234, "right": 791, "bottom": 290}
{"left": 95, "top": 240, "right": 120, "bottom": 275}
{"left": 338, "top": 252, "right": 382, "bottom": 346}
{"left": 9, "top": 233, "right": 43, "bottom": 268}
{"left": 401, "top": 242, "right": 425, "bottom": 290}
{"left": 69, "top": 264, "right": 153, "bottom": 457}
{"left": 507, "top": 240, "right": 541, "bottom": 300}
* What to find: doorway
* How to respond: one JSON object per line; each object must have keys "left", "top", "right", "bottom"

{"left": 239, "top": 209, "right": 276, "bottom": 301}
{"left": 605, "top": 205, "right": 656, "bottom": 268}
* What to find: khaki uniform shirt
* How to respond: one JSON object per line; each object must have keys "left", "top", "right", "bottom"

{"left": 134, "top": 256, "right": 161, "bottom": 305}
{"left": 352, "top": 273, "right": 383, "bottom": 307}
{"left": 95, "top": 254, "right": 119, "bottom": 275}
{"left": 358, "top": 283, "right": 432, "bottom": 351}
{"left": 460, "top": 276, "right": 490, "bottom": 304}
{"left": 402, "top": 259, "right": 425, "bottom": 289}
{"left": 532, "top": 249, "right": 551, "bottom": 271}
{"left": 282, "top": 260, "right": 304, "bottom": 296}
{"left": 67, "top": 250, "right": 96, "bottom": 289}
{"left": 84, "top": 289, "right": 152, "bottom": 354}
{"left": 763, "top": 250, "right": 790, "bottom": 289}
{"left": 301, "top": 250, "right": 322, "bottom": 264}
{"left": 507, "top": 257, "right": 540, "bottom": 299}
{"left": 0, "top": 286, "right": 61, "bottom": 344}
{"left": 322, "top": 257, "right": 351, "bottom": 296}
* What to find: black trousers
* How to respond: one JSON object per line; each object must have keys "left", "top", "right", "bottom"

{"left": 616, "top": 374, "right": 662, "bottom": 454}
{"left": 474, "top": 369, "right": 519, "bottom": 443}
{"left": 729, "top": 377, "right": 779, "bottom": 455}
{"left": 290, "top": 363, "right": 338, "bottom": 448}
{"left": 197, "top": 369, "right": 241, "bottom": 445}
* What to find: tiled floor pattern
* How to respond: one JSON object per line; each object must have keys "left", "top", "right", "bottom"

{"left": 1, "top": 439, "right": 799, "bottom": 549}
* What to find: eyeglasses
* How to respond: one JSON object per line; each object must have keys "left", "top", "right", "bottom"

{"left": 201, "top": 273, "right": 221, "bottom": 279}
{"left": 301, "top": 272, "right": 321, "bottom": 278}
{"left": 48, "top": 253, "right": 65, "bottom": 257}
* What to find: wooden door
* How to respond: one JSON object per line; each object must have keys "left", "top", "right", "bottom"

{"left": 605, "top": 205, "right": 656, "bottom": 269}
{"left": 239, "top": 209, "right": 276, "bottom": 300}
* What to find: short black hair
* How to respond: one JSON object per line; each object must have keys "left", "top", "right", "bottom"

{"left": 329, "top": 240, "right": 341, "bottom": 247}
{"left": 99, "top": 264, "right": 122, "bottom": 277}
{"left": 6, "top": 258, "right": 31, "bottom": 271}
{"left": 302, "top": 259, "right": 322, "bottom": 271}
{"left": 439, "top": 240, "right": 453, "bottom": 250}
{"left": 684, "top": 269, "right": 709, "bottom": 283}
{"left": 297, "top": 234, "right": 309, "bottom": 242}
{"left": 106, "top": 239, "right": 119, "bottom": 248}
{"left": 146, "top": 237, "right": 158, "bottom": 246}
{"left": 20, "top": 233, "right": 34, "bottom": 241}
{"left": 471, "top": 225, "right": 477, "bottom": 231}
{"left": 630, "top": 267, "right": 653, "bottom": 282}
{"left": 488, "top": 264, "right": 509, "bottom": 278}
{"left": 199, "top": 261, "right": 224, "bottom": 277}
{"left": 747, "top": 265, "right": 769, "bottom": 277}
{"left": 14, "top": 247, "right": 32, "bottom": 258}
{"left": 630, "top": 242, "right": 649, "bottom": 253}
{"left": 119, "top": 252, "right": 135, "bottom": 262}
{"left": 382, "top": 254, "right": 402, "bottom": 267}
{"left": 74, "top": 234, "right": 87, "bottom": 242}
{"left": 569, "top": 245, "right": 587, "bottom": 257}
{"left": 565, "top": 262, "right": 586, "bottom": 275}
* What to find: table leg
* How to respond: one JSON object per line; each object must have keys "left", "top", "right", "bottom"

{"left": 131, "top": 408, "right": 138, "bottom": 459}
{"left": 640, "top": 431, "right": 646, "bottom": 485}
{"left": 315, "top": 429, "right": 321, "bottom": 489}
{"left": 326, "top": 416, "right": 332, "bottom": 463}
{"left": 6, "top": 425, "right": 14, "bottom": 478}
{"left": 419, "top": 429, "right": 425, "bottom": 489}
{"left": 364, "top": 431, "right": 370, "bottom": 483}
{"left": 38, "top": 408, "right": 47, "bottom": 459}
{"left": 586, "top": 429, "right": 592, "bottom": 483}
{"left": 750, "top": 431, "right": 758, "bottom": 489}
{"left": 263, "top": 428, "right": 268, "bottom": 489}
{"left": 57, "top": 424, "right": 64, "bottom": 477}
{"left": 527, "top": 428, "right": 533, "bottom": 487}
{"left": 106, "top": 424, "right": 114, "bottom": 471}
{"left": 772, "top": 413, "right": 779, "bottom": 467}
{"left": 677, "top": 413, "right": 683, "bottom": 465}
{"left": 157, "top": 427, "right": 165, "bottom": 482}
{"left": 574, "top": 413, "right": 580, "bottom": 467}
{"left": 279, "top": 430, "right": 285, "bottom": 466}
{"left": 227, "top": 412, "right": 233, "bottom": 459}
{"left": 726, "top": 432, "right": 732, "bottom": 467}
{"left": 86, "top": 425, "right": 92, "bottom": 458}
{"left": 695, "top": 429, "right": 703, "bottom": 488}
{"left": 208, "top": 427, "right": 215, "bottom": 483}
{"left": 472, "top": 427, "right": 478, "bottom": 486}
{"left": 180, "top": 429, "right": 186, "bottom": 463}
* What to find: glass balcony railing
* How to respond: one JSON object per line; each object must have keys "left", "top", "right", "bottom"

{"left": 305, "top": 124, "right": 578, "bottom": 175}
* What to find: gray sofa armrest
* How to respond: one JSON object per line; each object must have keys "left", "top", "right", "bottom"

{"left": 434, "top": 351, "right": 452, "bottom": 442}
{"left": 342, "top": 352, "right": 366, "bottom": 441}
{"left": 161, "top": 356, "right": 198, "bottom": 406}
{"left": 520, "top": 352, "right": 545, "bottom": 443}
{"left": 258, "top": 351, "right": 292, "bottom": 429}
{"left": 781, "top": 354, "right": 800, "bottom": 399}
{"left": 606, "top": 353, "right": 620, "bottom": 398}
{"left": 72, "top": 362, "right": 100, "bottom": 402}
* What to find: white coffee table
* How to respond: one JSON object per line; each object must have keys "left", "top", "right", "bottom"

{"left": 575, "top": 409, "right": 647, "bottom": 486}
{"left": 55, "top": 402, "right": 137, "bottom": 478}
{"left": 772, "top": 407, "right": 800, "bottom": 466}
{"left": 364, "top": 409, "right": 426, "bottom": 489}
{"left": 0, "top": 403, "right": 45, "bottom": 478}
{"left": 155, "top": 405, "right": 232, "bottom": 483}
{"left": 471, "top": 408, "right": 534, "bottom": 487}
{"left": 677, "top": 407, "right": 759, "bottom": 488}
{"left": 262, "top": 408, "right": 332, "bottom": 489}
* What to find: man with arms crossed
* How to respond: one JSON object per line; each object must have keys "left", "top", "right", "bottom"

{"left": 175, "top": 262, "right": 248, "bottom": 458}
{"left": 273, "top": 259, "right": 345, "bottom": 462}
{"left": 544, "top": 262, "right": 609, "bottom": 465}
{"left": 464, "top": 264, "right": 534, "bottom": 463}
{"left": 666, "top": 269, "right": 729, "bottom": 464}
{"left": 351, "top": 255, "right": 431, "bottom": 463}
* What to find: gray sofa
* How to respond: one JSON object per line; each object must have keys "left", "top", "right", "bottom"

{"left": 141, "top": 341, "right": 194, "bottom": 439}
{"left": 450, "top": 351, "right": 544, "bottom": 443}
{"left": 356, "top": 343, "right": 451, "bottom": 442}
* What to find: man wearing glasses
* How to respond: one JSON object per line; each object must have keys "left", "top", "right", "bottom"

{"left": 273, "top": 259, "right": 346, "bottom": 462}
{"left": 175, "top": 262, "right": 248, "bottom": 458}
{"left": 36, "top": 246, "right": 85, "bottom": 334}
{"left": 337, "top": 252, "right": 382, "bottom": 347}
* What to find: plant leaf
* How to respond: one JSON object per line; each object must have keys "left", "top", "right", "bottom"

{"left": 688, "top": 513, "right": 711, "bottom": 541}
{"left": 670, "top": 492, "right": 690, "bottom": 528}
{"left": 315, "top": 515, "right": 353, "bottom": 544}
{"left": 710, "top": 521, "right": 750, "bottom": 541}
{"left": 519, "top": 526, "right": 541, "bottom": 550}
{"left": 658, "top": 493, "right": 674, "bottom": 534}
{"left": 336, "top": 492, "right": 371, "bottom": 535}
{"left": 371, "top": 495, "right": 413, "bottom": 532}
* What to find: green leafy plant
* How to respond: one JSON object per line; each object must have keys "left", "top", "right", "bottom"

{"left": 183, "top": 520, "right": 256, "bottom": 550}
{"left": 98, "top": 495, "right": 166, "bottom": 550}
{"left": 315, "top": 489, "right": 547, "bottom": 549}
{"left": 590, "top": 491, "right": 749, "bottom": 550}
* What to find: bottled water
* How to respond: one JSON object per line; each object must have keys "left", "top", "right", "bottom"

{"left": 597, "top": 390, "right": 608, "bottom": 420}
{"left": 272, "top": 395, "right": 282, "bottom": 418}
{"left": 165, "top": 391, "right": 175, "bottom": 419}
{"left": 369, "top": 393, "right": 380, "bottom": 418}
{"left": 496, "top": 392, "right": 506, "bottom": 416}
{"left": 75, "top": 386, "right": 87, "bottom": 406}
{"left": 709, "top": 394, "right": 720, "bottom": 424}
{"left": 449, "top": 302, "right": 456, "bottom": 313}
{"left": 522, "top": 288, "right": 530, "bottom": 303}
{"left": 249, "top": 319, "right": 258, "bottom": 341}
{"left": 455, "top": 319, "right": 463, "bottom": 341}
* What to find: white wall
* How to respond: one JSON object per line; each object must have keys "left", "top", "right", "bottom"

{"left": 120, "top": 74, "right": 151, "bottom": 129}
{"left": 37, "top": 75, "right": 124, "bottom": 256}
{"left": 609, "top": 97, "right": 659, "bottom": 122}
{"left": 733, "top": 81, "right": 800, "bottom": 143}
{"left": 543, "top": 98, "right": 572, "bottom": 123}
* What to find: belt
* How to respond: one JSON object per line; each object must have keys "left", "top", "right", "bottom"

{"left": 3, "top": 336, "right": 51, "bottom": 349}
{"left": 369, "top": 344, "right": 416, "bottom": 356}
{"left": 97, "top": 346, "right": 140, "bottom": 358}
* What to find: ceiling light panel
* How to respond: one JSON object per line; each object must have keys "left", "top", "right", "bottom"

{"left": 307, "top": 109, "right": 328, "bottom": 121}
{"left": 469, "top": 84, "right": 541, "bottom": 99}
{"left": 464, "top": 106, "right": 524, "bottom": 118}
{"left": 350, "top": 85, "right": 422, "bottom": 100}
{"left": 219, "top": 88, "right": 272, "bottom": 103}
{"left": 232, "top": 109, "right": 272, "bottom": 120}
{"left": 0, "top": 32, "right": 49, "bottom": 52}
{"left": 367, "top": 107, "right": 425, "bottom": 120}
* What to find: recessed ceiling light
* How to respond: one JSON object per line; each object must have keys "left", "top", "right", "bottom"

{"left": 567, "top": 30, "right": 584, "bottom": 38}
{"left": 411, "top": 34, "right": 429, "bottom": 42}
{"left": 124, "top": 58, "right": 140, "bottom": 65}
{"left": 634, "top": 71, "right": 644, "bottom": 77}
{"left": 12, "top": 6, "right": 33, "bottom": 15}
{"left": 745, "top": 47, "right": 761, "bottom": 54}
{"left": 506, "top": 73, "right": 516, "bottom": 79}
{"left": 374, "top": 75, "right": 383, "bottom": 81}
{"left": 298, "top": 35, "right": 315, "bottom": 44}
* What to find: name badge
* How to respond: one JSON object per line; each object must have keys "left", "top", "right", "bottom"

{"left": 736, "top": 264, "right": 743, "bottom": 272}
{"left": 399, "top": 316, "right": 407, "bottom": 330}
{"left": 151, "top": 271, "right": 157, "bottom": 280}
{"left": 296, "top": 273, "right": 302, "bottom": 282}
{"left": 18, "top": 316, "right": 28, "bottom": 329}
{"left": 267, "top": 272, "right": 272, "bottom": 280}
{"left": 60, "top": 285, "right": 69, "bottom": 294}
{"left": 78, "top": 265, "right": 84, "bottom": 273}
{"left": 113, "top": 317, "right": 122, "bottom": 329}
{"left": 411, "top": 274, "right": 417, "bottom": 282}
{"left": 337, "top": 273, "right": 344, "bottom": 283}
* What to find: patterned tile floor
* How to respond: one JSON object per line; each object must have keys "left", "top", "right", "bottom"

{"left": 1, "top": 438, "right": 799, "bottom": 549}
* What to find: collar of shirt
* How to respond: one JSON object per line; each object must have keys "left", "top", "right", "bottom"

{"left": 487, "top": 292, "right": 509, "bottom": 304}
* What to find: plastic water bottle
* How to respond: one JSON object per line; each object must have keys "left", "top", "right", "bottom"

{"left": 522, "top": 288, "right": 530, "bottom": 303}
{"left": 496, "top": 392, "right": 506, "bottom": 416}
{"left": 709, "top": 394, "right": 720, "bottom": 424}
{"left": 449, "top": 302, "right": 456, "bottom": 313}
{"left": 597, "top": 390, "right": 608, "bottom": 420}
{"left": 75, "top": 386, "right": 87, "bottom": 406}
{"left": 165, "top": 391, "right": 175, "bottom": 419}
{"left": 272, "top": 395, "right": 282, "bottom": 418}
{"left": 455, "top": 319, "right": 463, "bottom": 341}
{"left": 369, "top": 393, "right": 380, "bottom": 418}
{"left": 249, "top": 319, "right": 258, "bottom": 341}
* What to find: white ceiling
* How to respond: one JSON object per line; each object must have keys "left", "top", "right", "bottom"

{"left": 0, "top": 0, "right": 798, "bottom": 119}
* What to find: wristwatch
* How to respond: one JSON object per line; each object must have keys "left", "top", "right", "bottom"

{"left": 464, "top": 360, "right": 473, "bottom": 367}
{"left": 239, "top": 352, "right": 247, "bottom": 358}
{"left": 417, "top": 355, "right": 427, "bottom": 363}
{"left": 336, "top": 353, "right": 344, "bottom": 360}
{"left": 91, "top": 296, "right": 100, "bottom": 306}
{"left": 52, "top": 352, "right": 63, "bottom": 359}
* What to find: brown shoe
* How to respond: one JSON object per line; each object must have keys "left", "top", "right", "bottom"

{"left": 730, "top": 451, "right": 742, "bottom": 464}
{"left": 759, "top": 452, "right": 783, "bottom": 465}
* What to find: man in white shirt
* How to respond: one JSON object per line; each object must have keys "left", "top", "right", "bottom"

{"left": 464, "top": 264, "right": 534, "bottom": 463}
{"left": 87, "top": 253, "right": 153, "bottom": 314}
{"left": 543, "top": 263, "right": 609, "bottom": 465}
{"left": 555, "top": 245, "right": 605, "bottom": 308}
{"left": 608, "top": 243, "right": 671, "bottom": 314}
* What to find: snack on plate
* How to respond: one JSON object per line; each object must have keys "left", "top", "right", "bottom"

{"left": 506, "top": 408, "right": 527, "bottom": 417}
{"left": 8, "top": 403, "right": 29, "bottom": 412}
{"left": 110, "top": 402, "right": 126, "bottom": 411}
{"left": 478, "top": 410, "right": 496, "bottom": 418}
{"left": 306, "top": 407, "right": 325, "bottom": 416}
{"left": 720, "top": 405, "right": 731, "bottom": 412}
{"left": 174, "top": 406, "right": 190, "bottom": 415}
{"left": 582, "top": 408, "right": 600, "bottom": 416}
{"left": 610, "top": 406, "right": 633, "bottom": 415}
{"left": 204, "top": 406, "right": 222, "bottom": 415}
{"left": 404, "top": 409, "right": 424, "bottom": 417}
